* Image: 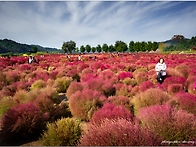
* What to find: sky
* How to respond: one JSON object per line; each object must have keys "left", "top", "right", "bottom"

{"left": 0, "top": 1, "right": 196, "bottom": 49}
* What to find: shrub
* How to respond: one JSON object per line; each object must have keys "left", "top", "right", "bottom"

{"left": 162, "top": 76, "right": 186, "bottom": 91}
{"left": 87, "top": 78, "right": 115, "bottom": 97}
{"left": 108, "top": 95, "right": 133, "bottom": 112}
{"left": 123, "top": 77, "right": 133, "bottom": 85}
{"left": 77, "top": 63, "right": 89, "bottom": 71}
{"left": 132, "top": 88, "right": 171, "bottom": 115}
{"left": 5, "top": 71, "right": 20, "bottom": 85}
{"left": 69, "top": 89, "right": 107, "bottom": 121}
{"left": 186, "top": 76, "right": 195, "bottom": 91}
{"left": 99, "top": 69, "right": 117, "bottom": 81}
{"left": 39, "top": 117, "right": 82, "bottom": 146}
{"left": 114, "top": 83, "right": 132, "bottom": 97}
{"left": 13, "top": 90, "right": 28, "bottom": 104}
{"left": 30, "top": 79, "right": 47, "bottom": 91}
{"left": 137, "top": 104, "right": 196, "bottom": 144}
{"left": 173, "top": 92, "right": 196, "bottom": 116}
{"left": 67, "top": 69, "right": 80, "bottom": 81}
{"left": 0, "top": 103, "right": 49, "bottom": 141}
{"left": 168, "top": 84, "right": 183, "bottom": 95}
{"left": 66, "top": 81, "right": 88, "bottom": 99}
{"left": 177, "top": 69, "right": 189, "bottom": 79}
{"left": 78, "top": 119, "right": 163, "bottom": 146}
{"left": 53, "top": 77, "right": 73, "bottom": 93}
{"left": 166, "top": 68, "right": 183, "bottom": 78}
{"left": 93, "top": 62, "right": 103, "bottom": 70}
{"left": 135, "top": 73, "right": 148, "bottom": 85}
{"left": 80, "top": 73, "right": 97, "bottom": 82}
{"left": 0, "top": 97, "right": 18, "bottom": 118}
{"left": 118, "top": 72, "right": 133, "bottom": 80}
{"left": 90, "top": 103, "right": 134, "bottom": 126}
{"left": 140, "top": 81, "right": 155, "bottom": 92}
{"left": 188, "top": 83, "right": 196, "bottom": 95}
{"left": 130, "top": 85, "right": 140, "bottom": 96}
{"left": 0, "top": 90, "right": 14, "bottom": 100}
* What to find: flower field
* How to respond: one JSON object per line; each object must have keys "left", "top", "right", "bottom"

{"left": 0, "top": 52, "right": 196, "bottom": 146}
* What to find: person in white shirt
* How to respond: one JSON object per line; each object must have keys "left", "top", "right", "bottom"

{"left": 155, "top": 58, "right": 167, "bottom": 84}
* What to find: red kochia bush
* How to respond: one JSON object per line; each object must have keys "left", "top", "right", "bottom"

{"left": 118, "top": 72, "right": 133, "bottom": 80}
{"left": 108, "top": 95, "right": 133, "bottom": 112}
{"left": 78, "top": 119, "right": 163, "bottom": 146}
{"left": 168, "top": 84, "right": 183, "bottom": 95}
{"left": 1, "top": 103, "right": 49, "bottom": 141}
{"left": 162, "top": 76, "right": 186, "bottom": 91}
{"left": 90, "top": 103, "right": 134, "bottom": 126}
{"left": 69, "top": 89, "right": 107, "bottom": 121}
{"left": 174, "top": 92, "right": 196, "bottom": 115}
{"left": 140, "top": 81, "right": 155, "bottom": 92}
{"left": 137, "top": 104, "right": 196, "bottom": 143}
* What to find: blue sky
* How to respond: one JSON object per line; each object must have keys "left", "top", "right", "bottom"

{"left": 0, "top": 1, "right": 196, "bottom": 49}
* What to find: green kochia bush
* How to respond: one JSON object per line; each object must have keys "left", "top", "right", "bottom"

{"left": 30, "top": 79, "right": 47, "bottom": 91}
{"left": 53, "top": 77, "right": 73, "bottom": 93}
{"left": 132, "top": 88, "right": 171, "bottom": 115}
{"left": 39, "top": 117, "right": 82, "bottom": 146}
{"left": 137, "top": 104, "right": 196, "bottom": 144}
{"left": 69, "top": 89, "right": 107, "bottom": 121}
{"left": 78, "top": 119, "right": 163, "bottom": 146}
{"left": 0, "top": 103, "right": 49, "bottom": 141}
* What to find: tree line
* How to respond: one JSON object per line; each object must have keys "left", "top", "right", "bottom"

{"left": 62, "top": 40, "right": 159, "bottom": 53}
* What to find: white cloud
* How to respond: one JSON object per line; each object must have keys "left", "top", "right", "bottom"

{"left": 0, "top": 1, "right": 195, "bottom": 49}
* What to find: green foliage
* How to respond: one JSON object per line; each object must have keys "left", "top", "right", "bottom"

{"left": 91, "top": 47, "right": 96, "bottom": 53}
{"left": 115, "top": 41, "right": 128, "bottom": 52}
{"left": 96, "top": 44, "right": 102, "bottom": 53}
{"left": 80, "top": 45, "right": 85, "bottom": 53}
{"left": 76, "top": 47, "right": 79, "bottom": 53}
{"left": 53, "top": 77, "right": 73, "bottom": 93}
{"left": 61, "top": 40, "right": 76, "bottom": 53}
{"left": 32, "top": 46, "right": 38, "bottom": 53}
{"left": 30, "top": 79, "right": 47, "bottom": 91}
{"left": 0, "top": 97, "right": 18, "bottom": 118}
{"left": 108, "top": 44, "right": 114, "bottom": 53}
{"left": 129, "top": 41, "right": 134, "bottom": 52}
{"left": 102, "top": 43, "right": 108, "bottom": 53}
{"left": 39, "top": 117, "right": 82, "bottom": 146}
{"left": 85, "top": 44, "right": 91, "bottom": 53}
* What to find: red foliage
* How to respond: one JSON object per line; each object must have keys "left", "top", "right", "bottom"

{"left": 168, "top": 84, "right": 183, "bottom": 95}
{"left": 1, "top": 103, "right": 49, "bottom": 141}
{"left": 90, "top": 103, "right": 134, "bottom": 125}
{"left": 69, "top": 89, "right": 107, "bottom": 121}
{"left": 78, "top": 119, "right": 163, "bottom": 146}
{"left": 140, "top": 81, "right": 155, "bottom": 92}
{"left": 118, "top": 72, "right": 133, "bottom": 80}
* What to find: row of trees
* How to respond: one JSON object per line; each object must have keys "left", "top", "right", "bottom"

{"left": 62, "top": 40, "right": 159, "bottom": 53}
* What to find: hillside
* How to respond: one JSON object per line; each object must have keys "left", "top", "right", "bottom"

{"left": 163, "top": 36, "right": 196, "bottom": 51}
{"left": 0, "top": 39, "right": 64, "bottom": 54}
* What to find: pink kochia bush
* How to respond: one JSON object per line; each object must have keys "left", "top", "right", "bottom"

{"left": 78, "top": 119, "right": 163, "bottom": 146}
{"left": 0, "top": 103, "right": 49, "bottom": 141}
{"left": 108, "top": 95, "right": 133, "bottom": 112}
{"left": 140, "top": 81, "right": 155, "bottom": 92}
{"left": 118, "top": 72, "right": 133, "bottom": 80}
{"left": 137, "top": 104, "right": 196, "bottom": 144}
{"left": 69, "top": 89, "right": 107, "bottom": 121}
{"left": 168, "top": 83, "right": 183, "bottom": 95}
{"left": 173, "top": 92, "right": 196, "bottom": 115}
{"left": 90, "top": 103, "right": 134, "bottom": 126}
{"left": 162, "top": 76, "right": 186, "bottom": 91}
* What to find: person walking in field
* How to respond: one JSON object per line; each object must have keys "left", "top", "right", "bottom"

{"left": 155, "top": 58, "right": 167, "bottom": 84}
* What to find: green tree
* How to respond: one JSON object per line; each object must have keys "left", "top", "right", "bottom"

{"left": 115, "top": 41, "right": 128, "bottom": 52}
{"left": 102, "top": 43, "right": 108, "bottom": 53}
{"left": 86, "top": 44, "right": 91, "bottom": 53}
{"left": 108, "top": 45, "right": 114, "bottom": 53}
{"left": 96, "top": 44, "right": 102, "bottom": 53}
{"left": 134, "top": 42, "right": 140, "bottom": 52}
{"left": 76, "top": 47, "right": 79, "bottom": 53}
{"left": 152, "top": 42, "right": 158, "bottom": 51}
{"left": 91, "top": 47, "right": 96, "bottom": 53}
{"left": 129, "top": 41, "right": 135, "bottom": 52}
{"left": 141, "top": 41, "right": 146, "bottom": 52}
{"left": 80, "top": 45, "right": 85, "bottom": 53}
{"left": 32, "top": 46, "right": 38, "bottom": 53}
{"left": 147, "top": 41, "right": 152, "bottom": 51}
{"left": 61, "top": 40, "right": 76, "bottom": 53}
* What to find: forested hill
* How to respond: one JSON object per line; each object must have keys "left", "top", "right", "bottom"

{"left": 0, "top": 39, "right": 64, "bottom": 54}
{"left": 163, "top": 36, "right": 196, "bottom": 51}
